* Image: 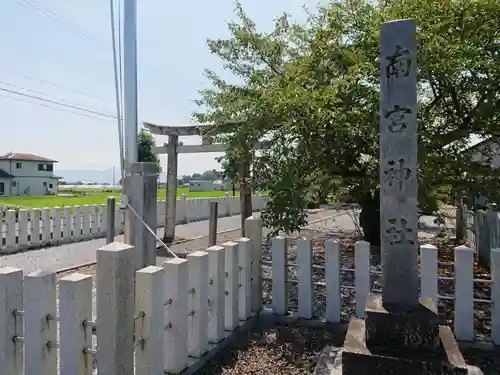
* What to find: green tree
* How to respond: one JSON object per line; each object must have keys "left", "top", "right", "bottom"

{"left": 200, "top": 170, "right": 218, "bottom": 180}
{"left": 138, "top": 129, "right": 161, "bottom": 172}
{"left": 195, "top": 0, "right": 500, "bottom": 239}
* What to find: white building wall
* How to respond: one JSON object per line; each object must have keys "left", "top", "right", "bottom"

{"left": 11, "top": 177, "right": 58, "bottom": 196}
{"left": 0, "top": 160, "right": 55, "bottom": 178}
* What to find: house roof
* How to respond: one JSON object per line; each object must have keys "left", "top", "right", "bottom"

{"left": 0, "top": 168, "right": 13, "bottom": 179}
{"left": 0, "top": 153, "right": 58, "bottom": 163}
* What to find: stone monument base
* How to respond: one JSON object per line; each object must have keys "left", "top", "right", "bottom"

{"left": 341, "top": 294, "right": 470, "bottom": 375}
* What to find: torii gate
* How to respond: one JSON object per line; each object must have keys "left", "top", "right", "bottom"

{"left": 144, "top": 121, "right": 265, "bottom": 243}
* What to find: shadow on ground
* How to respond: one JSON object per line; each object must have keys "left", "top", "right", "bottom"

{"left": 195, "top": 320, "right": 499, "bottom": 375}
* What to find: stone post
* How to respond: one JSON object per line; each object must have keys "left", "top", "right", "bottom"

{"left": 124, "top": 162, "right": 158, "bottom": 268}
{"left": 106, "top": 196, "right": 116, "bottom": 244}
{"left": 379, "top": 18, "right": 419, "bottom": 307}
{"left": 208, "top": 201, "right": 218, "bottom": 247}
{"left": 341, "top": 18, "right": 476, "bottom": 375}
{"left": 164, "top": 136, "right": 179, "bottom": 244}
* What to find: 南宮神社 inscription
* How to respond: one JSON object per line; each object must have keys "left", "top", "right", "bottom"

{"left": 379, "top": 19, "right": 419, "bottom": 306}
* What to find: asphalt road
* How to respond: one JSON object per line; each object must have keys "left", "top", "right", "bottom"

{"left": 0, "top": 208, "right": 345, "bottom": 273}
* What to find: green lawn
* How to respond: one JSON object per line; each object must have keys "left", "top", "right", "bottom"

{"left": 0, "top": 187, "right": 238, "bottom": 209}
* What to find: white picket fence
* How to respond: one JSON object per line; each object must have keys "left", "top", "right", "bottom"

{"left": 0, "top": 194, "right": 268, "bottom": 253}
{"left": 0, "top": 216, "right": 264, "bottom": 375}
{"left": 264, "top": 237, "right": 500, "bottom": 344}
{"left": 2, "top": 221, "right": 499, "bottom": 374}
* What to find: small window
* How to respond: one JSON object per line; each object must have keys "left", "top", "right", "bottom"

{"left": 47, "top": 164, "right": 53, "bottom": 172}
{"left": 43, "top": 182, "right": 47, "bottom": 187}
{"left": 11, "top": 181, "right": 16, "bottom": 187}
{"left": 16, "top": 162, "right": 22, "bottom": 169}
{"left": 38, "top": 164, "right": 45, "bottom": 171}
{"left": 49, "top": 183, "right": 53, "bottom": 188}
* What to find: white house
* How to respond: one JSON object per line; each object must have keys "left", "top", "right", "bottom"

{"left": 0, "top": 153, "right": 60, "bottom": 196}
{"left": 188, "top": 180, "right": 224, "bottom": 192}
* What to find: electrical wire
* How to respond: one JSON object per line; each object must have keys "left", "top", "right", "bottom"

{"left": 8, "top": 72, "right": 114, "bottom": 103}
{"left": 0, "top": 86, "right": 117, "bottom": 119}
{"left": 0, "top": 92, "right": 116, "bottom": 123}
{"left": 0, "top": 80, "right": 113, "bottom": 116}
{"left": 13, "top": 0, "right": 168, "bottom": 75}
{"left": 13, "top": 0, "right": 107, "bottom": 46}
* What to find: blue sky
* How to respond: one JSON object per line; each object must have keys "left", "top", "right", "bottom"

{"left": 0, "top": 0, "right": 316, "bottom": 176}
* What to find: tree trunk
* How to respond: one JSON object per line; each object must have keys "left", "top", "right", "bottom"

{"left": 239, "top": 161, "right": 253, "bottom": 237}
{"left": 358, "top": 190, "right": 381, "bottom": 247}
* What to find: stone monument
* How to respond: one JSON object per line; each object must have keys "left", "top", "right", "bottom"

{"left": 340, "top": 19, "right": 475, "bottom": 375}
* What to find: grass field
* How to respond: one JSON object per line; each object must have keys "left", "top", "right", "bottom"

{"left": 0, "top": 187, "right": 238, "bottom": 209}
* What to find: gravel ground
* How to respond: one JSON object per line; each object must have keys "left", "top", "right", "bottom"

{"left": 195, "top": 324, "right": 341, "bottom": 375}
{"left": 207, "top": 227, "right": 496, "bottom": 375}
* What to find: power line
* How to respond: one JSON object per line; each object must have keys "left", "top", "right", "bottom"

{"left": 0, "top": 80, "right": 113, "bottom": 116}
{"left": 14, "top": 0, "right": 109, "bottom": 46}
{"left": 0, "top": 85, "right": 116, "bottom": 119}
{"left": 13, "top": 0, "right": 168, "bottom": 75}
{"left": 0, "top": 86, "right": 145, "bottom": 126}
{"left": 0, "top": 92, "right": 116, "bottom": 123}
{"left": 8, "top": 72, "right": 114, "bottom": 103}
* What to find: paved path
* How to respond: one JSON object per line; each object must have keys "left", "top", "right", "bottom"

{"left": 0, "top": 205, "right": 451, "bottom": 274}
{"left": 0, "top": 208, "right": 342, "bottom": 273}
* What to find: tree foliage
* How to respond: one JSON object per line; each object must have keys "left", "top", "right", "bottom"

{"left": 195, "top": 0, "right": 500, "bottom": 236}
{"left": 138, "top": 129, "right": 161, "bottom": 173}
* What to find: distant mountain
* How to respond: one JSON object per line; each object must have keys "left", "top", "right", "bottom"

{"left": 56, "top": 168, "right": 121, "bottom": 185}
{"left": 56, "top": 167, "right": 167, "bottom": 184}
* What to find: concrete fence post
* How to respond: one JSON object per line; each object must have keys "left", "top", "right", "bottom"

{"left": 355, "top": 240, "right": 371, "bottom": 318}
{"left": 5, "top": 210, "right": 16, "bottom": 250}
{"left": 245, "top": 216, "right": 263, "bottom": 312}
{"left": 73, "top": 206, "right": 82, "bottom": 239}
{"left": 53, "top": 207, "right": 62, "bottom": 242}
{"left": 237, "top": 237, "right": 252, "bottom": 320}
{"left": 0, "top": 267, "right": 23, "bottom": 375}
{"left": 187, "top": 251, "right": 209, "bottom": 358}
{"left": 298, "top": 238, "right": 314, "bottom": 319}
{"left": 24, "top": 270, "right": 58, "bottom": 375}
{"left": 163, "top": 258, "right": 189, "bottom": 373}
{"left": 420, "top": 244, "right": 438, "bottom": 306}
{"left": 30, "top": 209, "right": 41, "bottom": 246}
{"left": 82, "top": 205, "right": 91, "bottom": 237}
{"left": 491, "top": 248, "right": 500, "bottom": 345}
{"left": 454, "top": 245, "right": 474, "bottom": 341}
{"left": 96, "top": 242, "right": 135, "bottom": 375}
{"left": 99, "top": 203, "right": 107, "bottom": 234}
{"left": 18, "top": 209, "right": 29, "bottom": 248}
{"left": 42, "top": 208, "right": 51, "bottom": 244}
{"left": 59, "top": 273, "right": 93, "bottom": 375}
{"left": 91, "top": 205, "right": 99, "bottom": 235}
{"left": 179, "top": 194, "right": 188, "bottom": 224}
{"left": 206, "top": 245, "right": 225, "bottom": 344}
{"left": 223, "top": 192, "right": 230, "bottom": 217}
{"left": 135, "top": 265, "right": 165, "bottom": 375}
{"left": 63, "top": 206, "right": 72, "bottom": 240}
{"left": 223, "top": 242, "right": 240, "bottom": 331}
{"left": 325, "top": 239, "right": 341, "bottom": 323}
{"left": 271, "top": 236, "right": 287, "bottom": 315}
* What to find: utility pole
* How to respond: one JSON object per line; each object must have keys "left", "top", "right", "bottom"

{"left": 122, "top": 0, "right": 157, "bottom": 268}
{"left": 123, "top": 0, "right": 138, "bottom": 165}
